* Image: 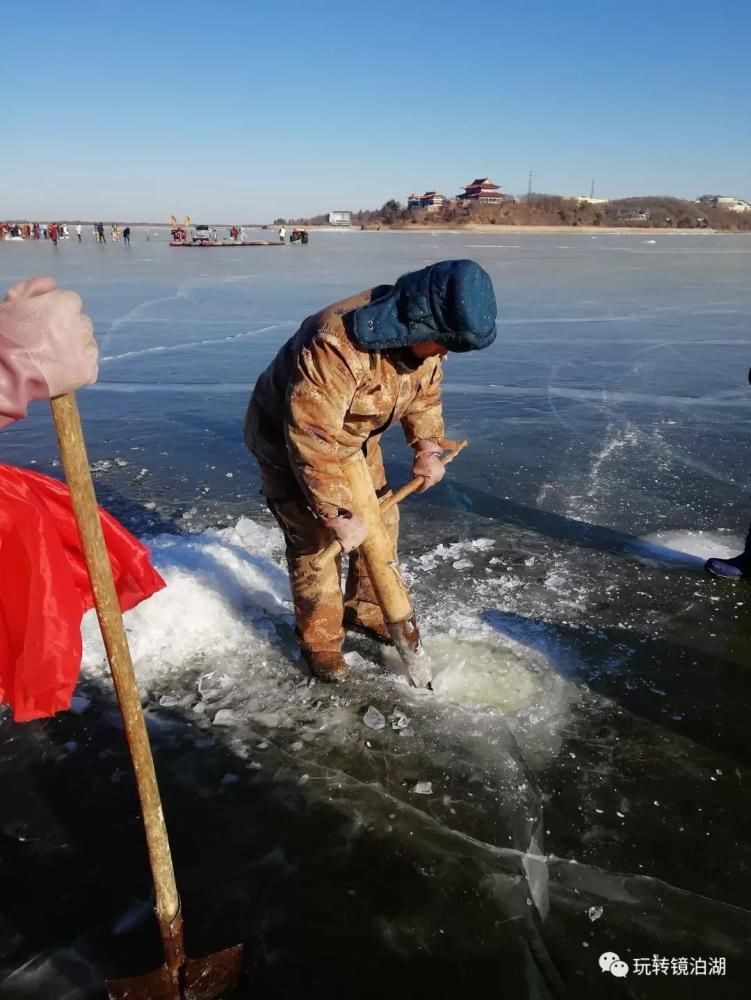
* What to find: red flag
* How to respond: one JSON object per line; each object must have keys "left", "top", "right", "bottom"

{"left": 0, "top": 464, "right": 165, "bottom": 722}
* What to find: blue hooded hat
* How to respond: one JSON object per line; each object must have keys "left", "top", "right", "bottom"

{"left": 351, "top": 259, "right": 497, "bottom": 353}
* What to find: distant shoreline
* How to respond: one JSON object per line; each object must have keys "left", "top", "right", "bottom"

{"left": 287, "top": 223, "right": 743, "bottom": 236}
{"left": 357, "top": 223, "right": 739, "bottom": 236}
{"left": 3, "top": 222, "right": 746, "bottom": 237}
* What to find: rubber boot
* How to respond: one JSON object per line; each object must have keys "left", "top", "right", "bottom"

{"left": 704, "top": 552, "right": 751, "bottom": 580}
{"left": 303, "top": 650, "right": 349, "bottom": 683}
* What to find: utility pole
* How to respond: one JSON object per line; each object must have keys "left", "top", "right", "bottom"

{"left": 590, "top": 176, "right": 595, "bottom": 199}
{"left": 528, "top": 170, "right": 533, "bottom": 202}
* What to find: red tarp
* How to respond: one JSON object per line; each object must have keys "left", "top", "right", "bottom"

{"left": 0, "top": 465, "right": 165, "bottom": 721}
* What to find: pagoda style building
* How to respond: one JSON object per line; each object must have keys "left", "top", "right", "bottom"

{"left": 457, "top": 178, "right": 505, "bottom": 204}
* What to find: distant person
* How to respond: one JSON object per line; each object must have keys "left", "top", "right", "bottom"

{"left": 705, "top": 367, "right": 751, "bottom": 580}
{"left": 61, "top": 224, "right": 69, "bottom": 240}
{"left": 48, "top": 224, "right": 59, "bottom": 246}
{"left": 76, "top": 224, "right": 82, "bottom": 243}
{"left": 97, "top": 223, "right": 105, "bottom": 243}
{"left": 123, "top": 226, "right": 131, "bottom": 245}
{"left": 240, "top": 226, "right": 247, "bottom": 242}
{"left": 33, "top": 223, "right": 41, "bottom": 240}
{"left": 278, "top": 226, "right": 286, "bottom": 243}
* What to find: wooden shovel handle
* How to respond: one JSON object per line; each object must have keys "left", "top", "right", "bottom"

{"left": 50, "top": 393, "right": 181, "bottom": 929}
{"left": 310, "top": 439, "right": 468, "bottom": 571}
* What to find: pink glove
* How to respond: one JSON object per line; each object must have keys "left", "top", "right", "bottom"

{"left": 322, "top": 512, "right": 368, "bottom": 554}
{"left": 0, "top": 276, "right": 98, "bottom": 428}
{"left": 412, "top": 439, "right": 445, "bottom": 493}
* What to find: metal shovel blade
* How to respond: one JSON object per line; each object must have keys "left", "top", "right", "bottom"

{"left": 387, "top": 615, "right": 433, "bottom": 689}
{"left": 183, "top": 946, "right": 244, "bottom": 999}
{"left": 106, "top": 944, "right": 243, "bottom": 1000}
{"left": 107, "top": 963, "right": 179, "bottom": 1000}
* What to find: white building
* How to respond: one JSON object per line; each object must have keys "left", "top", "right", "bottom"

{"left": 328, "top": 210, "right": 352, "bottom": 226}
{"left": 697, "top": 195, "right": 751, "bottom": 213}
{"left": 719, "top": 198, "right": 750, "bottom": 213}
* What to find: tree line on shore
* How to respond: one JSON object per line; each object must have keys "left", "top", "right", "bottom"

{"left": 282, "top": 196, "right": 751, "bottom": 231}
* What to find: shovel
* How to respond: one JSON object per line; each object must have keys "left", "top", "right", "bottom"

{"left": 50, "top": 393, "right": 243, "bottom": 1000}
{"left": 311, "top": 439, "right": 467, "bottom": 574}
{"left": 311, "top": 440, "right": 467, "bottom": 688}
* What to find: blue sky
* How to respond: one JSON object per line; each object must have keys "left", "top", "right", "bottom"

{"left": 3, "top": 0, "right": 749, "bottom": 220}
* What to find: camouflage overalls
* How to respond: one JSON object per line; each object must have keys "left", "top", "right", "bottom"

{"left": 244, "top": 287, "right": 445, "bottom": 655}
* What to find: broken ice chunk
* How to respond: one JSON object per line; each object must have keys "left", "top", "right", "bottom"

{"left": 588, "top": 905, "right": 604, "bottom": 922}
{"left": 212, "top": 709, "right": 237, "bottom": 727}
{"left": 198, "top": 671, "right": 233, "bottom": 700}
{"left": 412, "top": 781, "right": 433, "bottom": 795}
{"left": 390, "top": 713, "right": 409, "bottom": 731}
{"left": 343, "top": 651, "right": 371, "bottom": 670}
{"left": 363, "top": 706, "right": 386, "bottom": 731}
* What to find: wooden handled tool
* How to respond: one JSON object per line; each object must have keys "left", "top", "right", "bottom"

{"left": 341, "top": 451, "right": 431, "bottom": 687}
{"left": 310, "top": 439, "right": 467, "bottom": 573}
{"left": 50, "top": 393, "right": 243, "bottom": 1000}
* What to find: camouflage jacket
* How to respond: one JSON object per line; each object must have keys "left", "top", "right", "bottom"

{"left": 245, "top": 286, "right": 445, "bottom": 518}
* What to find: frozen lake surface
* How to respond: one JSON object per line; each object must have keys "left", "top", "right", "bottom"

{"left": 1, "top": 230, "right": 751, "bottom": 997}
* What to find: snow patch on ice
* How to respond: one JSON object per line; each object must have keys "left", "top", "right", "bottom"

{"left": 81, "top": 516, "right": 292, "bottom": 686}
{"left": 79, "top": 516, "right": 573, "bottom": 766}
{"left": 630, "top": 530, "right": 744, "bottom": 568}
